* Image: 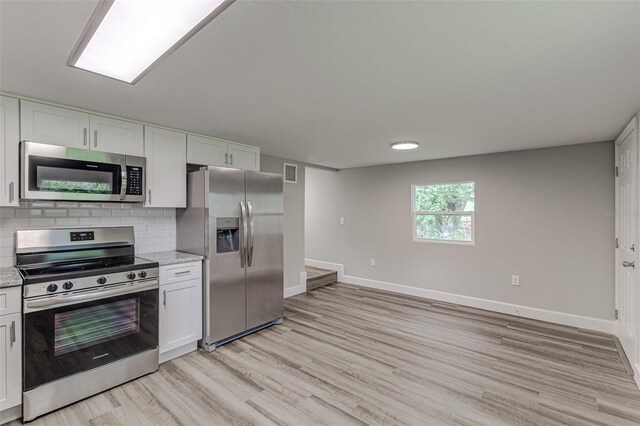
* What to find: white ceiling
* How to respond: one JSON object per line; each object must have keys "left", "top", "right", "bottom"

{"left": 1, "top": 1, "right": 639, "bottom": 169}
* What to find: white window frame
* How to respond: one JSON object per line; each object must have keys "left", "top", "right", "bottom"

{"left": 411, "top": 181, "right": 475, "bottom": 246}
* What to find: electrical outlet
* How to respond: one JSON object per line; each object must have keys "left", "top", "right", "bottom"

{"left": 511, "top": 275, "right": 520, "bottom": 286}
{"left": 370, "top": 258, "right": 376, "bottom": 267}
{"left": 340, "top": 217, "right": 345, "bottom": 225}
{"left": 144, "top": 223, "right": 152, "bottom": 235}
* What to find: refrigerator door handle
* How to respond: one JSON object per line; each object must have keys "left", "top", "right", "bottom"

{"left": 239, "top": 200, "right": 247, "bottom": 268}
{"left": 247, "top": 200, "right": 255, "bottom": 267}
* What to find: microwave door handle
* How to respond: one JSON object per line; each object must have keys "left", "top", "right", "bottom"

{"left": 120, "top": 164, "right": 127, "bottom": 200}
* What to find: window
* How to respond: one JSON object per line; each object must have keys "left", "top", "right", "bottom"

{"left": 412, "top": 182, "right": 475, "bottom": 244}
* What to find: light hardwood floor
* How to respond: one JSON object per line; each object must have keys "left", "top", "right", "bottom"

{"left": 305, "top": 266, "right": 338, "bottom": 291}
{"left": 12, "top": 283, "right": 640, "bottom": 426}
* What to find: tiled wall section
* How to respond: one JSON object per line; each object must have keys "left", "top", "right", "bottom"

{"left": 0, "top": 202, "right": 176, "bottom": 267}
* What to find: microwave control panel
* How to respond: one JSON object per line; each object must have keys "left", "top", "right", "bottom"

{"left": 126, "top": 166, "right": 143, "bottom": 196}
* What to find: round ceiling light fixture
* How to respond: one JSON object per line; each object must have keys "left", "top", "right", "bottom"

{"left": 391, "top": 141, "right": 419, "bottom": 150}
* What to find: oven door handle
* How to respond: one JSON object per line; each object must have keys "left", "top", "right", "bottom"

{"left": 24, "top": 279, "right": 159, "bottom": 313}
{"left": 119, "top": 164, "right": 128, "bottom": 201}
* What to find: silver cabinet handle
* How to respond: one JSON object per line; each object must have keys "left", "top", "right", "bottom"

{"left": 94, "top": 130, "right": 98, "bottom": 147}
{"left": 247, "top": 200, "right": 254, "bottom": 267}
{"left": 623, "top": 261, "right": 635, "bottom": 268}
{"left": 9, "top": 181, "right": 14, "bottom": 203}
{"left": 148, "top": 189, "right": 151, "bottom": 204}
{"left": 224, "top": 153, "right": 228, "bottom": 165}
{"left": 10, "top": 320, "right": 15, "bottom": 344}
{"left": 174, "top": 270, "right": 191, "bottom": 276}
{"left": 163, "top": 290, "right": 166, "bottom": 306}
{"left": 83, "top": 128, "right": 88, "bottom": 146}
{"left": 239, "top": 200, "right": 247, "bottom": 268}
{"left": 229, "top": 153, "right": 233, "bottom": 165}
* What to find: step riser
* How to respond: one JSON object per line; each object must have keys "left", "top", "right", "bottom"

{"left": 307, "top": 272, "right": 338, "bottom": 291}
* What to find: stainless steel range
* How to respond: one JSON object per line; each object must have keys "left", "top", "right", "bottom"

{"left": 17, "top": 227, "right": 159, "bottom": 422}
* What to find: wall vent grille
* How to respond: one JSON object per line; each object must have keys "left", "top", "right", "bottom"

{"left": 283, "top": 163, "right": 298, "bottom": 183}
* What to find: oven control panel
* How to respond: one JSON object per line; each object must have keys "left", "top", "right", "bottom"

{"left": 70, "top": 231, "right": 95, "bottom": 242}
{"left": 23, "top": 268, "right": 159, "bottom": 298}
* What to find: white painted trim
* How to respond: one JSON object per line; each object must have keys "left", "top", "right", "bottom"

{"left": 284, "top": 272, "right": 307, "bottom": 298}
{"left": 159, "top": 341, "right": 197, "bottom": 364}
{"left": 0, "top": 404, "right": 22, "bottom": 424}
{"left": 332, "top": 272, "right": 614, "bottom": 334}
{"left": 284, "top": 284, "right": 306, "bottom": 298}
{"left": 305, "top": 259, "right": 344, "bottom": 282}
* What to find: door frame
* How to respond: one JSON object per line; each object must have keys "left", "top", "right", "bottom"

{"left": 615, "top": 114, "right": 639, "bottom": 384}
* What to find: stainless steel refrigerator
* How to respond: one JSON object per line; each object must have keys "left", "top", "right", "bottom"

{"left": 177, "top": 166, "right": 284, "bottom": 351}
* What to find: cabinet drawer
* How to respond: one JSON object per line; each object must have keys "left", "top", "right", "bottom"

{"left": 0, "top": 287, "right": 21, "bottom": 316}
{"left": 160, "top": 262, "right": 202, "bottom": 285}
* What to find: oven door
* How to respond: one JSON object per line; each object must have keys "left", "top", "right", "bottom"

{"left": 23, "top": 280, "right": 158, "bottom": 391}
{"left": 21, "top": 141, "right": 127, "bottom": 202}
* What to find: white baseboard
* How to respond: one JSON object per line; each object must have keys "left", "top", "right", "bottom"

{"left": 284, "top": 272, "right": 307, "bottom": 298}
{"left": 305, "top": 259, "right": 344, "bottom": 282}
{"left": 159, "top": 341, "right": 197, "bottom": 364}
{"left": 332, "top": 272, "right": 614, "bottom": 334}
{"left": 0, "top": 404, "right": 22, "bottom": 424}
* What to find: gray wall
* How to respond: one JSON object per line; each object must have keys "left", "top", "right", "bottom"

{"left": 305, "top": 142, "right": 615, "bottom": 320}
{"left": 261, "top": 155, "right": 306, "bottom": 290}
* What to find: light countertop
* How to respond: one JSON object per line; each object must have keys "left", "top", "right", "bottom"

{"left": 0, "top": 266, "right": 22, "bottom": 289}
{"left": 138, "top": 251, "right": 203, "bottom": 266}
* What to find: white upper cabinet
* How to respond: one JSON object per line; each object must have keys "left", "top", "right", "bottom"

{"left": 20, "top": 100, "right": 90, "bottom": 149}
{"left": 0, "top": 96, "right": 20, "bottom": 207}
{"left": 90, "top": 115, "right": 144, "bottom": 156}
{"left": 144, "top": 126, "right": 187, "bottom": 208}
{"left": 228, "top": 143, "right": 260, "bottom": 171}
{"left": 187, "top": 134, "right": 260, "bottom": 171}
{"left": 187, "top": 134, "right": 228, "bottom": 167}
{"left": 20, "top": 101, "right": 144, "bottom": 156}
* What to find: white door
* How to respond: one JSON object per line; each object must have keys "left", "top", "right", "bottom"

{"left": 228, "top": 143, "right": 260, "bottom": 171}
{"left": 616, "top": 116, "right": 639, "bottom": 366}
{"left": 0, "top": 313, "right": 22, "bottom": 410}
{"left": 160, "top": 279, "right": 202, "bottom": 353}
{"left": 186, "top": 134, "right": 228, "bottom": 166}
{"left": 20, "top": 100, "right": 90, "bottom": 149}
{"left": 0, "top": 96, "right": 20, "bottom": 207}
{"left": 90, "top": 115, "right": 144, "bottom": 156}
{"left": 144, "top": 126, "right": 186, "bottom": 208}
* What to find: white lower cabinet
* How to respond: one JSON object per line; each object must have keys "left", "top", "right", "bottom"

{"left": 159, "top": 262, "right": 202, "bottom": 363}
{"left": 0, "top": 287, "right": 22, "bottom": 422}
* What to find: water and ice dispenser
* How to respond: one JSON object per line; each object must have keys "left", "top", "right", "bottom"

{"left": 216, "top": 217, "right": 240, "bottom": 253}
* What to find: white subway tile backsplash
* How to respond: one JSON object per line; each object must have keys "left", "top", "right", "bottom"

{"left": 44, "top": 209, "right": 68, "bottom": 217}
{"left": 30, "top": 218, "right": 56, "bottom": 227}
{"left": 55, "top": 218, "right": 79, "bottom": 226}
{"left": 68, "top": 209, "right": 91, "bottom": 217}
{"left": 0, "top": 205, "right": 176, "bottom": 267}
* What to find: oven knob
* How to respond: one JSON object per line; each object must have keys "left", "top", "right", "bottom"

{"left": 97, "top": 276, "right": 107, "bottom": 285}
{"left": 62, "top": 281, "right": 73, "bottom": 290}
{"left": 138, "top": 271, "right": 147, "bottom": 278}
{"left": 127, "top": 272, "right": 136, "bottom": 280}
{"left": 47, "top": 283, "right": 58, "bottom": 293}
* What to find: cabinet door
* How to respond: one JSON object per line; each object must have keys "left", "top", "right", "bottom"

{"left": 186, "top": 134, "right": 228, "bottom": 166}
{"left": 228, "top": 143, "right": 260, "bottom": 171}
{"left": 144, "top": 126, "right": 186, "bottom": 208}
{"left": 20, "top": 100, "right": 90, "bottom": 149}
{"left": 0, "top": 313, "right": 22, "bottom": 411}
{"left": 0, "top": 96, "right": 19, "bottom": 207}
{"left": 159, "top": 279, "right": 202, "bottom": 353}
{"left": 90, "top": 115, "right": 144, "bottom": 156}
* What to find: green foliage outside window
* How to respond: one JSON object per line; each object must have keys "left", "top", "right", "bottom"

{"left": 414, "top": 182, "right": 474, "bottom": 242}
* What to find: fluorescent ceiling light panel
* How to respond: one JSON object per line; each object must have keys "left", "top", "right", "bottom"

{"left": 69, "top": 0, "right": 233, "bottom": 84}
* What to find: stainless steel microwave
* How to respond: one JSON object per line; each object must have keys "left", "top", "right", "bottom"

{"left": 20, "top": 141, "right": 146, "bottom": 203}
